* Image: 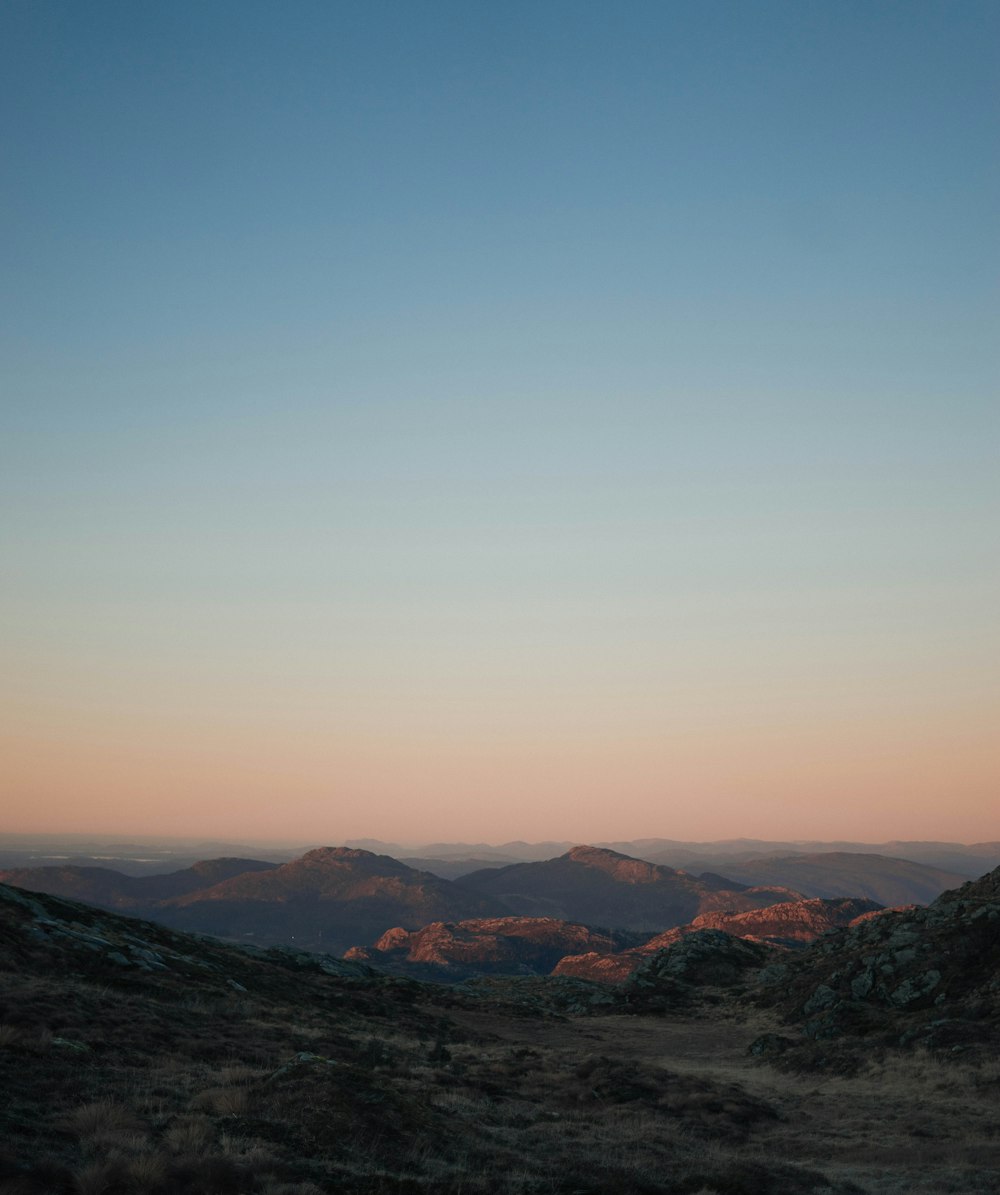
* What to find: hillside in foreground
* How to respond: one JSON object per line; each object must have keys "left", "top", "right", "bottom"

{"left": 2, "top": 869, "right": 999, "bottom": 1193}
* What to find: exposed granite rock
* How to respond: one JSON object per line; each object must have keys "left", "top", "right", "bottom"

{"left": 345, "top": 916, "right": 629, "bottom": 980}
{"left": 757, "top": 865, "right": 1000, "bottom": 1063}
{"left": 555, "top": 898, "right": 877, "bottom": 982}
{"left": 629, "top": 930, "right": 772, "bottom": 989}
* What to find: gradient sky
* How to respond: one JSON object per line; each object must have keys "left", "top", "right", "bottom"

{"left": 2, "top": 1, "right": 998, "bottom": 846}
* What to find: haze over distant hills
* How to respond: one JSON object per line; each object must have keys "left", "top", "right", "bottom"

{"left": 3, "top": 833, "right": 995, "bottom": 880}
{"left": 664, "top": 852, "right": 965, "bottom": 906}
{"left": 402, "top": 837, "right": 1000, "bottom": 879}
{"left": 0, "top": 858, "right": 279, "bottom": 908}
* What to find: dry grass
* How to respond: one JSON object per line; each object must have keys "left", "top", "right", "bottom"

{"left": 161, "top": 1115, "right": 215, "bottom": 1154}
{"left": 125, "top": 1152, "right": 168, "bottom": 1189}
{"left": 189, "top": 1085, "right": 252, "bottom": 1117}
{"left": 64, "top": 1100, "right": 143, "bottom": 1141}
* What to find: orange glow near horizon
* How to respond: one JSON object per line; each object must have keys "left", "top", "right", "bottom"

{"left": 2, "top": 5, "right": 997, "bottom": 854}
{"left": 3, "top": 679, "right": 997, "bottom": 845}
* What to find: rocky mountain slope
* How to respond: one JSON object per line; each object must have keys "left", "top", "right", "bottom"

{"left": 553, "top": 897, "right": 882, "bottom": 982}
{"left": 343, "top": 916, "right": 643, "bottom": 980}
{"left": 458, "top": 845, "right": 800, "bottom": 931}
{"left": 754, "top": 865, "right": 1000, "bottom": 1068}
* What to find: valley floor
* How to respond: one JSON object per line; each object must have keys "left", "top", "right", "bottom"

{"left": 440, "top": 1002, "right": 1000, "bottom": 1195}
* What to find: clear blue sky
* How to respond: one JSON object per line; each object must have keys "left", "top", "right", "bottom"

{"left": 2, "top": 1, "right": 997, "bottom": 844}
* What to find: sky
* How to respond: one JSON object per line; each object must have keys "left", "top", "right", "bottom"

{"left": 1, "top": 1, "right": 998, "bottom": 847}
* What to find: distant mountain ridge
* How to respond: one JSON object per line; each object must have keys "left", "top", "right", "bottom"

{"left": 1, "top": 844, "right": 799, "bottom": 953}
{"left": 0, "top": 857, "right": 277, "bottom": 908}
{"left": 0, "top": 848, "right": 505, "bottom": 955}
{"left": 456, "top": 845, "right": 801, "bottom": 932}
{"left": 688, "top": 852, "right": 965, "bottom": 906}
{"left": 0, "top": 841, "right": 979, "bottom": 964}
{"left": 346, "top": 837, "right": 1000, "bottom": 877}
{"left": 4, "top": 833, "right": 994, "bottom": 880}
{"left": 406, "top": 847, "right": 969, "bottom": 905}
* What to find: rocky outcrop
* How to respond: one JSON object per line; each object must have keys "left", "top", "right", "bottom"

{"left": 345, "top": 916, "right": 629, "bottom": 979}
{"left": 647, "top": 897, "right": 883, "bottom": 948}
{"left": 629, "top": 930, "right": 772, "bottom": 988}
{"left": 757, "top": 865, "right": 1000, "bottom": 1061}
{"left": 554, "top": 897, "right": 880, "bottom": 981}
{"left": 566, "top": 930, "right": 780, "bottom": 1016}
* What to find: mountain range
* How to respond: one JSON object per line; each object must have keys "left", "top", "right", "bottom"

{"left": 1, "top": 841, "right": 967, "bottom": 961}
{"left": 0, "top": 844, "right": 802, "bottom": 955}
{"left": 406, "top": 847, "right": 972, "bottom": 902}
{"left": 0, "top": 848, "right": 502, "bottom": 955}
{"left": 660, "top": 851, "right": 964, "bottom": 905}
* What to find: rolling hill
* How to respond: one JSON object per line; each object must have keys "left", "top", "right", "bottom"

{"left": 0, "top": 848, "right": 506, "bottom": 955}
{"left": 684, "top": 852, "right": 965, "bottom": 905}
{"left": 457, "top": 845, "right": 801, "bottom": 931}
{"left": 0, "top": 857, "right": 278, "bottom": 909}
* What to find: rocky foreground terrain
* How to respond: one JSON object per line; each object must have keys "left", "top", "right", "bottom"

{"left": 1, "top": 867, "right": 999, "bottom": 1193}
